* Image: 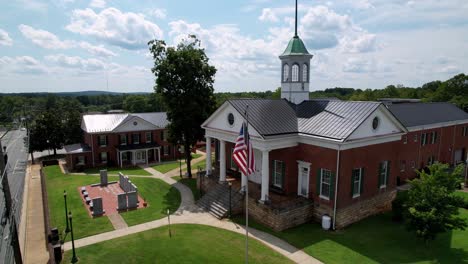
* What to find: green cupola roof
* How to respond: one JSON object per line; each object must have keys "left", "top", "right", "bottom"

{"left": 281, "top": 36, "right": 310, "bottom": 56}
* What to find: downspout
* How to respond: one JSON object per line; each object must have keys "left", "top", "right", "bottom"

{"left": 332, "top": 146, "right": 341, "bottom": 230}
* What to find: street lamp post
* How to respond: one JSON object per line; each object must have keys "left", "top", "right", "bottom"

{"left": 228, "top": 181, "right": 232, "bottom": 218}
{"left": 46, "top": 139, "right": 50, "bottom": 156}
{"left": 178, "top": 146, "right": 182, "bottom": 178}
{"left": 68, "top": 211, "right": 78, "bottom": 263}
{"left": 64, "top": 191, "right": 70, "bottom": 233}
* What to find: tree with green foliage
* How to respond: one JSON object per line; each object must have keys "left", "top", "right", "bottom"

{"left": 148, "top": 35, "right": 217, "bottom": 178}
{"left": 404, "top": 163, "right": 467, "bottom": 242}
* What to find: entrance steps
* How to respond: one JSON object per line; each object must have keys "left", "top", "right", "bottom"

{"left": 197, "top": 183, "right": 244, "bottom": 219}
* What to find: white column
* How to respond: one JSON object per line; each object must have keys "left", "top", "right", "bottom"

{"left": 119, "top": 151, "right": 122, "bottom": 168}
{"left": 260, "top": 150, "right": 270, "bottom": 203}
{"left": 158, "top": 148, "right": 161, "bottom": 163}
{"left": 205, "top": 137, "right": 212, "bottom": 176}
{"left": 146, "top": 149, "right": 149, "bottom": 165}
{"left": 132, "top": 150, "right": 136, "bottom": 165}
{"left": 219, "top": 140, "right": 226, "bottom": 182}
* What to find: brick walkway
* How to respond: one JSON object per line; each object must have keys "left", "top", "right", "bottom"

{"left": 63, "top": 159, "right": 322, "bottom": 264}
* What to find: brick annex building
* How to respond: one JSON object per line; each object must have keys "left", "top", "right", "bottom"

{"left": 200, "top": 9, "right": 468, "bottom": 230}
{"left": 64, "top": 112, "right": 180, "bottom": 171}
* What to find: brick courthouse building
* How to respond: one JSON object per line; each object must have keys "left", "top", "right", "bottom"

{"left": 201, "top": 16, "right": 468, "bottom": 230}
{"left": 64, "top": 112, "right": 180, "bottom": 171}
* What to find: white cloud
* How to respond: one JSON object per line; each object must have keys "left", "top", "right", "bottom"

{"left": 300, "top": 6, "right": 351, "bottom": 31}
{"left": 17, "top": 24, "right": 117, "bottom": 57}
{"left": 66, "top": 8, "right": 163, "bottom": 50}
{"left": 0, "top": 29, "right": 13, "bottom": 46}
{"left": 45, "top": 54, "right": 106, "bottom": 72}
{"left": 89, "top": 0, "right": 105, "bottom": 9}
{"left": 16, "top": 0, "right": 47, "bottom": 12}
{"left": 0, "top": 56, "right": 48, "bottom": 75}
{"left": 18, "top": 24, "right": 73, "bottom": 49}
{"left": 151, "top": 8, "right": 167, "bottom": 19}
{"left": 258, "top": 8, "right": 281, "bottom": 22}
{"left": 341, "top": 33, "right": 377, "bottom": 53}
{"left": 438, "top": 65, "right": 460, "bottom": 74}
{"left": 79, "top": 42, "right": 117, "bottom": 57}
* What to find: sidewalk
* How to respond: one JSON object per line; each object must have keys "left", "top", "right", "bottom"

{"left": 64, "top": 161, "right": 321, "bottom": 264}
{"left": 24, "top": 164, "right": 49, "bottom": 264}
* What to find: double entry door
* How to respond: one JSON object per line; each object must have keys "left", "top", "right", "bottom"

{"left": 134, "top": 150, "right": 146, "bottom": 164}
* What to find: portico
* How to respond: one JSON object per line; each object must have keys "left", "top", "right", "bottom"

{"left": 116, "top": 143, "right": 161, "bottom": 167}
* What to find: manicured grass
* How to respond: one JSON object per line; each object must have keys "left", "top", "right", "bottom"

{"left": 63, "top": 224, "right": 292, "bottom": 264}
{"left": 151, "top": 160, "right": 183, "bottom": 173}
{"left": 43, "top": 165, "right": 114, "bottom": 241}
{"left": 84, "top": 166, "right": 151, "bottom": 176}
{"left": 119, "top": 177, "right": 181, "bottom": 226}
{"left": 233, "top": 210, "right": 468, "bottom": 264}
{"left": 172, "top": 176, "right": 201, "bottom": 201}
{"left": 455, "top": 191, "right": 468, "bottom": 202}
{"left": 152, "top": 153, "right": 204, "bottom": 174}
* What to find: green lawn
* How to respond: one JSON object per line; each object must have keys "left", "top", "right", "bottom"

{"left": 455, "top": 191, "right": 468, "bottom": 202}
{"left": 152, "top": 153, "right": 204, "bottom": 174}
{"left": 63, "top": 224, "right": 292, "bottom": 264}
{"left": 119, "top": 177, "right": 181, "bottom": 226}
{"left": 43, "top": 165, "right": 114, "bottom": 241}
{"left": 172, "top": 176, "right": 201, "bottom": 201}
{"left": 233, "top": 210, "right": 468, "bottom": 264}
{"left": 83, "top": 166, "right": 151, "bottom": 176}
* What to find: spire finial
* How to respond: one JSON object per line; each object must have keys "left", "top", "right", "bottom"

{"left": 294, "top": 0, "right": 298, "bottom": 37}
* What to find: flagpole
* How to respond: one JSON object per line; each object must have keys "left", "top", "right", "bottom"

{"left": 245, "top": 105, "right": 249, "bottom": 264}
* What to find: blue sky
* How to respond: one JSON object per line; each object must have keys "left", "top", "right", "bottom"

{"left": 0, "top": 0, "right": 467, "bottom": 93}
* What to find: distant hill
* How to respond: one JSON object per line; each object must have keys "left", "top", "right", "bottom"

{"left": 0, "top": 90, "right": 150, "bottom": 97}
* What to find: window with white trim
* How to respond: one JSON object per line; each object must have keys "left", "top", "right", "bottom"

{"left": 421, "top": 133, "right": 427, "bottom": 146}
{"left": 283, "top": 64, "right": 289, "bottom": 81}
{"left": 146, "top": 132, "right": 152, "bottom": 143}
{"left": 292, "top": 64, "right": 299, "bottom": 82}
{"left": 132, "top": 133, "right": 140, "bottom": 144}
{"left": 163, "top": 145, "right": 169, "bottom": 156}
{"left": 120, "top": 134, "right": 127, "bottom": 145}
{"left": 379, "top": 161, "right": 389, "bottom": 188}
{"left": 98, "top": 135, "right": 107, "bottom": 147}
{"left": 463, "top": 126, "right": 468, "bottom": 136}
{"left": 273, "top": 160, "right": 284, "bottom": 188}
{"left": 100, "top": 152, "right": 107, "bottom": 163}
{"left": 77, "top": 156, "right": 85, "bottom": 165}
{"left": 411, "top": 160, "right": 415, "bottom": 169}
{"left": 351, "top": 168, "right": 362, "bottom": 198}
{"left": 413, "top": 134, "right": 418, "bottom": 142}
{"left": 403, "top": 135, "right": 407, "bottom": 144}
{"left": 400, "top": 160, "right": 406, "bottom": 172}
{"left": 320, "top": 169, "right": 331, "bottom": 199}
{"left": 431, "top": 131, "right": 437, "bottom": 144}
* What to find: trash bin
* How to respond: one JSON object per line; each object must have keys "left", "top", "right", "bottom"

{"left": 322, "top": 215, "right": 331, "bottom": 230}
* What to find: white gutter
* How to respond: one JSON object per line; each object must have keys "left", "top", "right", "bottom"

{"left": 332, "top": 146, "right": 341, "bottom": 230}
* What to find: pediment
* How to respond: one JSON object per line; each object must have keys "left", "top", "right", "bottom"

{"left": 113, "top": 116, "right": 157, "bottom": 133}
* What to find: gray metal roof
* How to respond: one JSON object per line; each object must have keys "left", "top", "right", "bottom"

{"left": 387, "top": 102, "right": 468, "bottom": 127}
{"left": 228, "top": 99, "right": 380, "bottom": 140}
{"left": 64, "top": 143, "right": 91, "bottom": 154}
{"left": 82, "top": 112, "right": 168, "bottom": 133}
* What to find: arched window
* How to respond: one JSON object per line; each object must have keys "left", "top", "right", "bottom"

{"left": 292, "top": 64, "right": 299, "bottom": 82}
{"left": 302, "top": 64, "right": 308, "bottom": 82}
{"left": 283, "top": 64, "right": 289, "bottom": 81}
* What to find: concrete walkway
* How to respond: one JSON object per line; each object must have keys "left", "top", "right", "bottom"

{"left": 63, "top": 159, "right": 322, "bottom": 264}
{"left": 24, "top": 164, "right": 49, "bottom": 264}
{"left": 108, "top": 214, "right": 128, "bottom": 230}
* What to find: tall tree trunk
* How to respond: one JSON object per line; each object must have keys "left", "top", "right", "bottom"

{"left": 30, "top": 152, "right": 34, "bottom": 164}
{"left": 185, "top": 142, "right": 192, "bottom": 178}
{"left": 53, "top": 148, "right": 57, "bottom": 156}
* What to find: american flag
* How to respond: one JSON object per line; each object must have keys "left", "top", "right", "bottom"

{"left": 233, "top": 122, "right": 255, "bottom": 176}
